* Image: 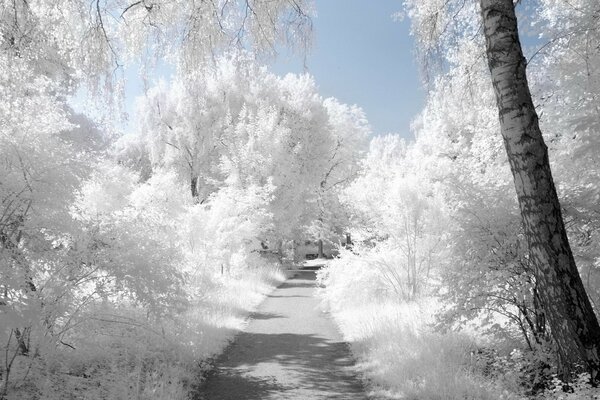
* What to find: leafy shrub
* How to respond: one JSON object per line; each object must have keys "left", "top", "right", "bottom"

{"left": 318, "top": 251, "right": 524, "bottom": 400}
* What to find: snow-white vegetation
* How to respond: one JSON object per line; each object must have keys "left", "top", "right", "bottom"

{"left": 3, "top": 0, "right": 600, "bottom": 398}
{"left": 315, "top": 1, "right": 600, "bottom": 398}
{"left": 0, "top": 13, "right": 366, "bottom": 395}
{"left": 319, "top": 256, "right": 517, "bottom": 399}
{"left": 0, "top": 1, "right": 363, "bottom": 396}
{"left": 0, "top": 129, "right": 288, "bottom": 399}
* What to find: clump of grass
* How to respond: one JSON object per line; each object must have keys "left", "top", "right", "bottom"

{"left": 3, "top": 263, "right": 287, "bottom": 400}
{"left": 318, "top": 254, "right": 524, "bottom": 400}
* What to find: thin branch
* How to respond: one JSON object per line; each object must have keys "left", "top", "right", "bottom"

{"left": 527, "top": 28, "right": 589, "bottom": 65}
{"left": 95, "top": 0, "right": 122, "bottom": 70}
{"left": 120, "top": 1, "right": 143, "bottom": 19}
{"left": 59, "top": 340, "right": 76, "bottom": 350}
{"left": 164, "top": 141, "right": 180, "bottom": 151}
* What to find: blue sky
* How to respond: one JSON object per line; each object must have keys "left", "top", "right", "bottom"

{"left": 114, "top": 0, "right": 424, "bottom": 140}
{"left": 269, "top": 0, "right": 424, "bottom": 139}
{"left": 80, "top": 2, "right": 544, "bottom": 140}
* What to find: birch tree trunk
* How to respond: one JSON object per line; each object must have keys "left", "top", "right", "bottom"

{"left": 479, "top": 0, "right": 600, "bottom": 379}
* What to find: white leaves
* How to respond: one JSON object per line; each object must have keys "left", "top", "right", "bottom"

{"left": 72, "top": 162, "right": 139, "bottom": 219}
{"left": 402, "top": 0, "right": 481, "bottom": 81}
{"left": 125, "top": 53, "right": 368, "bottom": 242}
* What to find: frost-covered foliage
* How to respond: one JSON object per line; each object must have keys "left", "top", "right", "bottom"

{"left": 325, "top": 131, "right": 533, "bottom": 396}
{"left": 530, "top": 0, "right": 600, "bottom": 312}
{"left": 318, "top": 258, "right": 522, "bottom": 400}
{"left": 0, "top": 2, "right": 320, "bottom": 396}
{"left": 1, "top": 15, "right": 366, "bottom": 397}
{"left": 0, "top": 0, "right": 313, "bottom": 93}
{"left": 314, "top": 1, "right": 600, "bottom": 398}
{"left": 6, "top": 0, "right": 600, "bottom": 397}
{"left": 1, "top": 153, "right": 288, "bottom": 398}
{"left": 343, "top": 136, "right": 448, "bottom": 300}
{"left": 119, "top": 52, "right": 369, "bottom": 249}
{"left": 0, "top": 56, "right": 301, "bottom": 397}
{"left": 0, "top": 41, "right": 113, "bottom": 397}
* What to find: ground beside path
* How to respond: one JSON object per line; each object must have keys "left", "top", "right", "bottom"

{"left": 194, "top": 269, "right": 367, "bottom": 400}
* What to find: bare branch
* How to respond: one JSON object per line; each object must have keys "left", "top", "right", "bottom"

{"left": 95, "top": 0, "right": 122, "bottom": 70}
{"left": 120, "top": 1, "right": 143, "bottom": 19}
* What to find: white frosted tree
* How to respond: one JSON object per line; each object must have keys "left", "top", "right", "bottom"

{"left": 125, "top": 54, "right": 368, "bottom": 253}
{"left": 343, "top": 134, "right": 448, "bottom": 300}
{"left": 1, "top": 0, "right": 315, "bottom": 395}
{"left": 404, "top": 0, "right": 600, "bottom": 378}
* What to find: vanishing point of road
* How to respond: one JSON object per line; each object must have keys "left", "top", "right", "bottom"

{"left": 195, "top": 268, "right": 367, "bottom": 399}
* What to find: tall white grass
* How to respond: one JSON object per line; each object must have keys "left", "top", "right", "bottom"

{"left": 318, "top": 251, "right": 524, "bottom": 400}
{"left": 5, "top": 264, "right": 286, "bottom": 400}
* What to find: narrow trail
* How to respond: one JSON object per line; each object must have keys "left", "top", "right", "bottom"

{"left": 195, "top": 269, "right": 367, "bottom": 400}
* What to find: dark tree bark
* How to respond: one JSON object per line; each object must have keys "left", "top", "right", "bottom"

{"left": 479, "top": 0, "right": 600, "bottom": 379}
{"left": 191, "top": 176, "right": 199, "bottom": 199}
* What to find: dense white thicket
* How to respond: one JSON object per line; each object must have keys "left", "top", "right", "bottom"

{"left": 316, "top": 1, "right": 600, "bottom": 398}
{"left": 1, "top": 43, "right": 368, "bottom": 398}
{"left": 4, "top": 0, "right": 600, "bottom": 398}
{"left": 120, "top": 52, "right": 369, "bottom": 249}
{"left": 0, "top": 1, "right": 320, "bottom": 397}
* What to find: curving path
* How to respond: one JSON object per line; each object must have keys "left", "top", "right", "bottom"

{"left": 194, "top": 269, "right": 367, "bottom": 400}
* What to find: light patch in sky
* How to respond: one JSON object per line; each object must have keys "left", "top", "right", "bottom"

{"left": 271, "top": 0, "right": 424, "bottom": 139}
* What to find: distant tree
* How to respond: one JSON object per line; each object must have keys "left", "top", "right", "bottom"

{"left": 343, "top": 135, "right": 448, "bottom": 300}
{"left": 125, "top": 54, "right": 368, "bottom": 250}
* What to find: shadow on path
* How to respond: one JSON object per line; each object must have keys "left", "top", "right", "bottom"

{"left": 193, "top": 270, "right": 366, "bottom": 400}
{"left": 248, "top": 311, "right": 286, "bottom": 320}
{"left": 196, "top": 332, "right": 362, "bottom": 399}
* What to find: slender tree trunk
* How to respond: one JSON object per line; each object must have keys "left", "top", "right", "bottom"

{"left": 277, "top": 239, "right": 284, "bottom": 262}
{"left": 190, "top": 176, "right": 199, "bottom": 199}
{"left": 292, "top": 240, "right": 298, "bottom": 262}
{"left": 479, "top": 0, "right": 600, "bottom": 379}
{"left": 317, "top": 239, "right": 324, "bottom": 258}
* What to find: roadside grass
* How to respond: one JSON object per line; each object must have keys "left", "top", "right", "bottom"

{"left": 317, "top": 255, "right": 524, "bottom": 400}
{"left": 4, "top": 264, "right": 286, "bottom": 400}
{"left": 330, "top": 302, "right": 522, "bottom": 400}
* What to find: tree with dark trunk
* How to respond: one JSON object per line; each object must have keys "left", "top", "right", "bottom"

{"left": 191, "top": 176, "right": 199, "bottom": 199}
{"left": 479, "top": 0, "right": 600, "bottom": 379}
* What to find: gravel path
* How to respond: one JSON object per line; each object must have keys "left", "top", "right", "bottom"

{"left": 194, "top": 269, "right": 367, "bottom": 400}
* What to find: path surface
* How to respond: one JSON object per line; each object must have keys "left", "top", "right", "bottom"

{"left": 195, "top": 270, "right": 367, "bottom": 400}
